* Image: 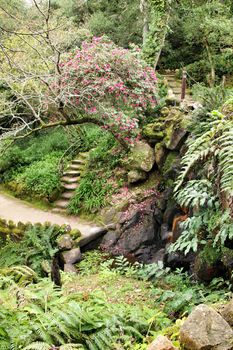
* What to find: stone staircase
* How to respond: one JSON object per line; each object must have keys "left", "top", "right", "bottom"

{"left": 163, "top": 72, "right": 194, "bottom": 105}
{"left": 53, "top": 152, "right": 89, "bottom": 213}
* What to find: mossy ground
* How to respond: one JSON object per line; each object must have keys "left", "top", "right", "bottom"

{"left": 64, "top": 271, "right": 155, "bottom": 307}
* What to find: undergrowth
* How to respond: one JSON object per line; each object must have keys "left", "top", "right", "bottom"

{"left": 0, "top": 250, "right": 231, "bottom": 350}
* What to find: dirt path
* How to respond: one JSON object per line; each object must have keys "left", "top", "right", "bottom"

{"left": 0, "top": 192, "right": 105, "bottom": 245}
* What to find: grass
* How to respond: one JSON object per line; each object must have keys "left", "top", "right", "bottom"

{"left": 63, "top": 271, "right": 155, "bottom": 308}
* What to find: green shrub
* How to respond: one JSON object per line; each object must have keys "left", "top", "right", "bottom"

{"left": 0, "top": 128, "right": 69, "bottom": 177}
{"left": 0, "top": 273, "right": 167, "bottom": 350}
{"left": 69, "top": 172, "right": 113, "bottom": 214}
{"left": 15, "top": 154, "right": 61, "bottom": 199}
{"left": 191, "top": 83, "right": 232, "bottom": 112}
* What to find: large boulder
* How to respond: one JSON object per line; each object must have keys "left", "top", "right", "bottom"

{"left": 218, "top": 299, "right": 233, "bottom": 327}
{"left": 126, "top": 141, "right": 155, "bottom": 172}
{"left": 147, "top": 335, "right": 177, "bottom": 350}
{"left": 180, "top": 304, "right": 233, "bottom": 350}
{"left": 100, "top": 199, "right": 162, "bottom": 262}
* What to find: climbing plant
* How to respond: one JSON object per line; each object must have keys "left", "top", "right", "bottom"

{"left": 142, "top": 0, "right": 172, "bottom": 68}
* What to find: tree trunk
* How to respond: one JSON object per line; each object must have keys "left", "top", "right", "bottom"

{"left": 140, "top": 0, "right": 149, "bottom": 46}
{"left": 205, "top": 41, "right": 215, "bottom": 87}
{"left": 154, "top": 5, "right": 171, "bottom": 70}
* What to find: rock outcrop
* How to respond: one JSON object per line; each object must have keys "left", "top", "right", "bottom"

{"left": 125, "top": 141, "right": 155, "bottom": 172}
{"left": 180, "top": 304, "right": 233, "bottom": 350}
{"left": 101, "top": 198, "right": 163, "bottom": 262}
{"left": 218, "top": 299, "right": 233, "bottom": 327}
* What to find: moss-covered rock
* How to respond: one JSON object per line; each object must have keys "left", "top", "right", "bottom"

{"left": 56, "top": 234, "right": 74, "bottom": 250}
{"left": 70, "top": 229, "right": 81, "bottom": 240}
{"left": 142, "top": 123, "right": 164, "bottom": 142}
{"left": 161, "top": 152, "right": 179, "bottom": 177}
{"left": 155, "top": 143, "right": 168, "bottom": 169}
{"left": 126, "top": 141, "right": 155, "bottom": 172}
{"left": 128, "top": 169, "right": 148, "bottom": 184}
{"left": 194, "top": 245, "right": 225, "bottom": 282}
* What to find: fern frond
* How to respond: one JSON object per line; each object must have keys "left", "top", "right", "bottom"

{"left": 23, "top": 342, "right": 50, "bottom": 350}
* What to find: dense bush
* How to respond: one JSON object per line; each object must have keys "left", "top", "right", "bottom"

{"left": 15, "top": 154, "right": 62, "bottom": 199}
{"left": 0, "top": 128, "right": 73, "bottom": 200}
{"left": 0, "top": 128, "right": 69, "bottom": 178}
{"left": 57, "top": 36, "right": 157, "bottom": 145}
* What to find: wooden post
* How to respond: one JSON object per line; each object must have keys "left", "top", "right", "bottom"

{"left": 181, "top": 69, "right": 187, "bottom": 101}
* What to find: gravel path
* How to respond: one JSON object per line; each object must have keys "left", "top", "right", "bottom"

{"left": 0, "top": 192, "right": 105, "bottom": 245}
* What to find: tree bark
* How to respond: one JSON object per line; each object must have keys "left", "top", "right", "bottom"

{"left": 154, "top": 8, "right": 171, "bottom": 70}
{"left": 140, "top": 0, "right": 149, "bottom": 46}
{"left": 205, "top": 40, "right": 215, "bottom": 87}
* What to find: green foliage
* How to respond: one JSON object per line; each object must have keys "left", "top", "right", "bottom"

{"left": 175, "top": 109, "right": 233, "bottom": 197}
{"left": 153, "top": 269, "right": 232, "bottom": 317}
{"left": 0, "top": 129, "right": 69, "bottom": 175}
{"left": 143, "top": 0, "right": 171, "bottom": 66}
{"left": 160, "top": 0, "right": 233, "bottom": 83}
{"left": 0, "top": 128, "right": 74, "bottom": 200}
{"left": 0, "top": 272, "right": 167, "bottom": 350}
{"left": 68, "top": 172, "right": 113, "bottom": 214}
{"left": 54, "top": 0, "right": 142, "bottom": 48}
{"left": 192, "top": 84, "right": 232, "bottom": 112}
{"left": 101, "top": 255, "right": 170, "bottom": 281}
{"left": 170, "top": 100, "right": 233, "bottom": 256}
{"left": 69, "top": 133, "right": 127, "bottom": 214}
{"left": 16, "top": 154, "right": 61, "bottom": 199}
{"left": 0, "top": 225, "right": 60, "bottom": 275}
{"left": 77, "top": 250, "right": 107, "bottom": 275}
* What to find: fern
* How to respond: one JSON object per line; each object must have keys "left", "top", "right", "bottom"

{"left": 175, "top": 179, "right": 216, "bottom": 209}
{"left": 171, "top": 104, "right": 233, "bottom": 255}
{"left": 24, "top": 343, "right": 84, "bottom": 350}
{"left": 175, "top": 110, "right": 233, "bottom": 198}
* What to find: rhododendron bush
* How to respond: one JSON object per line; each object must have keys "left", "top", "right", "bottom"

{"left": 55, "top": 37, "right": 157, "bottom": 144}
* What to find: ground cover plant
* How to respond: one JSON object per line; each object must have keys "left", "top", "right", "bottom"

{"left": 0, "top": 250, "right": 231, "bottom": 350}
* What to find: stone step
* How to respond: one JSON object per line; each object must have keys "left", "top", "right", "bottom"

{"left": 78, "top": 153, "right": 89, "bottom": 160}
{"left": 169, "top": 82, "right": 181, "bottom": 88}
{"left": 52, "top": 208, "right": 67, "bottom": 214}
{"left": 164, "top": 74, "right": 176, "bottom": 79}
{"left": 61, "top": 176, "right": 80, "bottom": 184}
{"left": 61, "top": 191, "right": 75, "bottom": 200}
{"left": 54, "top": 199, "right": 69, "bottom": 209}
{"left": 67, "top": 163, "right": 85, "bottom": 170}
{"left": 63, "top": 170, "right": 81, "bottom": 177}
{"left": 172, "top": 88, "right": 182, "bottom": 94}
{"left": 63, "top": 183, "right": 79, "bottom": 191}
{"left": 72, "top": 159, "right": 86, "bottom": 165}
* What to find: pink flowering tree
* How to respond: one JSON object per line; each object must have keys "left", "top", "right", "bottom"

{"left": 52, "top": 36, "right": 157, "bottom": 146}
{"left": 1, "top": 32, "right": 157, "bottom": 149}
